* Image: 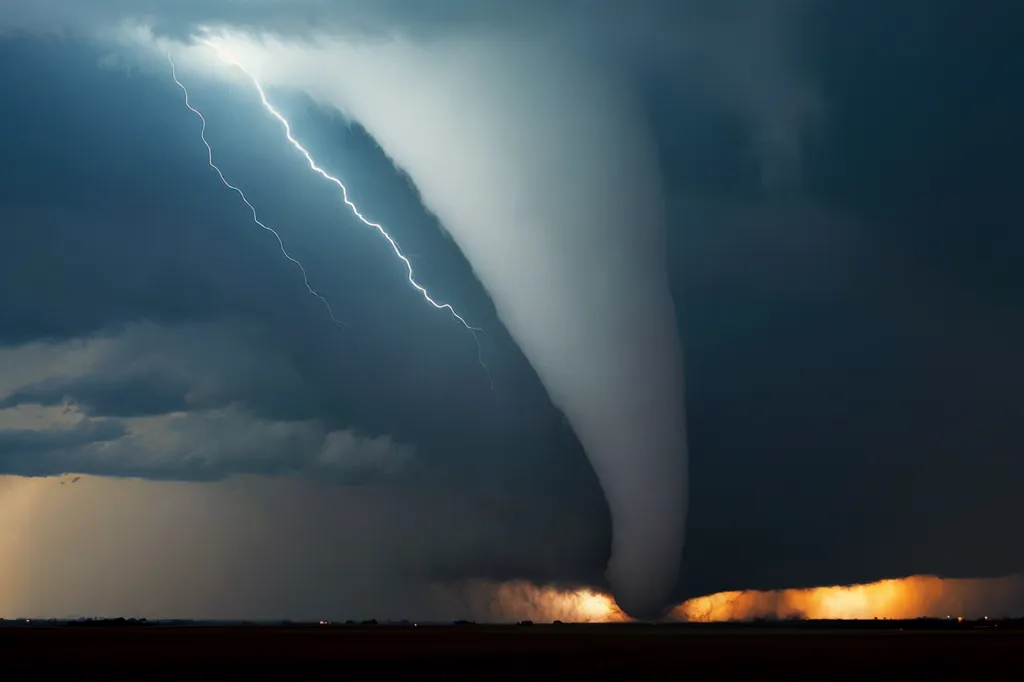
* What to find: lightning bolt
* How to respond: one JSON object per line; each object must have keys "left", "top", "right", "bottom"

{"left": 168, "top": 54, "right": 349, "bottom": 329}
{"left": 201, "top": 44, "right": 492, "bottom": 388}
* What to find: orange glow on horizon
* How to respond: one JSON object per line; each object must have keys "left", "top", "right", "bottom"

{"left": 470, "top": 574, "right": 1024, "bottom": 623}
{"left": 674, "top": 574, "right": 1024, "bottom": 622}
{"left": 442, "top": 580, "right": 629, "bottom": 623}
{"left": 2, "top": 476, "right": 1020, "bottom": 623}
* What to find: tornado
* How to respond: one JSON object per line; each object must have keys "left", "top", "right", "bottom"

{"left": 211, "top": 31, "right": 688, "bottom": 618}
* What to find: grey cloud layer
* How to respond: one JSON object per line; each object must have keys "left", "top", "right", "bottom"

{"left": 0, "top": 0, "right": 794, "bottom": 36}
{"left": 0, "top": 322, "right": 418, "bottom": 483}
{"left": 0, "top": 321, "right": 309, "bottom": 418}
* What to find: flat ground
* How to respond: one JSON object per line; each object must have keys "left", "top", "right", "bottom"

{"left": 1, "top": 622, "right": 1021, "bottom": 679}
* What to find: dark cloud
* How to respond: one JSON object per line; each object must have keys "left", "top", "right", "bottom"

{"left": 0, "top": 0, "right": 794, "bottom": 37}
{"left": 0, "top": 0, "right": 1021, "bottom": 617}
{"left": 0, "top": 370, "right": 191, "bottom": 418}
{"left": 0, "top": 321, "right": 312, "bottom": 418}
{"left": 0, "top": 34, "right": 570, "bottom": 491}
{"left": 0, "top": 419, "right": 125, "bottom": 459}
{"left": 0, "top": 0, "right": 817, "bottom": 191}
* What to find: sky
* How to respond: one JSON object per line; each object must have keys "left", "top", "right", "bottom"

{"left": 0, "top": 0, "right": 1021, "bottom": 621}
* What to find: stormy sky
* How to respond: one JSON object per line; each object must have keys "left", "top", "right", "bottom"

{"left": 0, "top": 0, "right": 1021, "bottom": 620}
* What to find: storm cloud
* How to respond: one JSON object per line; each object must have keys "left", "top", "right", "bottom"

{"left": 0, "top": 0, "right": 1021, "bottom": 621}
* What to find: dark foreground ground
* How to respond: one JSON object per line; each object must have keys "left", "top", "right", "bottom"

{"left": 2, "top": 621, "right": 1021, "bottom": 680}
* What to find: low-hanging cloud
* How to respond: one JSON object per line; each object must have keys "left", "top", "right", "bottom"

{"left": 0, "top": 322, "right": 418, "bottom": 483}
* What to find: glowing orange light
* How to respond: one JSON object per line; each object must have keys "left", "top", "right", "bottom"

{"left": 471, "top": 574, "right": 1022, "bottom": 624}
{"left": 672, "top": 574, "right": 1023, "bottom": 622}
{"left": 444, "top": 580, "right": 629, "bottom": 623}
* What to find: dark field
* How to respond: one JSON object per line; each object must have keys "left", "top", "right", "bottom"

{"left": 2, "top": 621, "right": 1021, "bottom": 680}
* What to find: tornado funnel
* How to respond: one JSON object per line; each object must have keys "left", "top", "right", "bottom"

{"left": 215, "top": 32, "right": 689, "bottom": 618}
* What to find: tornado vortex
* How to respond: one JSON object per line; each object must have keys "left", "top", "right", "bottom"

{"left": 206, "top": 31, "right": 689, "bottom": 618}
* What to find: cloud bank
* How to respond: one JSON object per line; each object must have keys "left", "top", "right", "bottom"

{"left": 0, "top": 322, "right": 418, "bottom": 483}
